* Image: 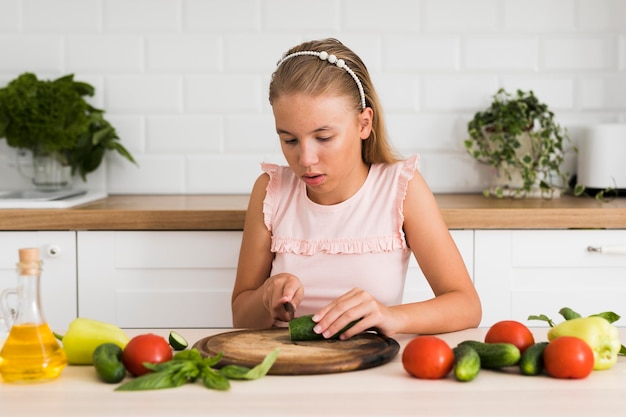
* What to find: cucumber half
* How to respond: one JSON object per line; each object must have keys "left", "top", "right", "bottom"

{"left": 288, "top": 315, "right": 360, "bottom": 341}
{"left": 168, "top": 330, "right": 189, "bottom": 351}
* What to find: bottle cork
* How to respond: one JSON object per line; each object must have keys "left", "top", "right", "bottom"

{"left": 18, "top": 247, "right": 41, "bottom": 275}
{"left": 19, "top": 247, "right": 40, "bottom": 263}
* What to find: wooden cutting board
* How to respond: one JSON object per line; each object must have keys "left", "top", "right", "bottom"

{"left": 192, "top": 328, "right": 400, "bottom": 375}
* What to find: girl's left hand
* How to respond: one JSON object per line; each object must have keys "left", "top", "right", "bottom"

{"left": 311, "top": 288, "right": 396, "bottom": 339}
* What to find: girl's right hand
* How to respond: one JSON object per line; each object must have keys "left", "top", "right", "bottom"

{"left": 262, "top": 272, "right": 304, "bottom": 322}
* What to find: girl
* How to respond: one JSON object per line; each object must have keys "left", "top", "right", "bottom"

{"left": 231, "top": 38, "right": 481, "bottom": 339}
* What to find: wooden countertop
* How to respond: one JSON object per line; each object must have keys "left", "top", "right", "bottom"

{"left": 1, "top": 327, "right": 625, "bottom": 417}
{"left": 1, "top": 194, "right": 626, "bottom": 231}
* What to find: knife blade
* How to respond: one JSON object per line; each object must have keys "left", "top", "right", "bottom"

{"left": 283, "top": 301, "right": 295, "bottom": 321}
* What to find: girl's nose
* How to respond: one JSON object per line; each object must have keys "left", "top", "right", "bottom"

{"left": 298, "top": 141, "right": 319, "bottom": 167}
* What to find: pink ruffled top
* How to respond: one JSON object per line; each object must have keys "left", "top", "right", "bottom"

{"left": 261, "top": 155, "right": 419, "bottom": 318}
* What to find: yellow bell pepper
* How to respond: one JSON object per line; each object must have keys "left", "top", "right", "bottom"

{"left": 56, "top": 318, "right": 130, "bottom": 365}
{"left": 547, "top": 316, "right": 621, "bottom": 370}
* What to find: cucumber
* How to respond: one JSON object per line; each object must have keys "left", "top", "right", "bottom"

{"left": 453, "top": 344, "right": 480, "bottom": 382}
{"left": 458, "top": 340, "right": 521, "bottom": 369}
{"left": 519, "top": 341, "right": 549, "bottom": 376}
{"left": 168, "top": 330, "right": 188, "bottom": 351}
{"left": 93, "top": 343, "right": 126, "bottom": 383}
{"left": 288, "top": 314, "right": 360, "bottom": 341}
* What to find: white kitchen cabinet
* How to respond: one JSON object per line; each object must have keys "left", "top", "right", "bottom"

{"left": 475, "top": 230, "right": 626, "bottom": 327}
{"left": 0, "top": 232, "right": 77, "bottom": 333}
{"left": 402, "top": 230, "right": 474, "bottom": 303}
{"left": 77, "top": 231, "right": 242, "bottom": 328}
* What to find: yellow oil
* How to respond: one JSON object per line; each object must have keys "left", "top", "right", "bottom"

{"left": 0, "top": 323, "right": 67, "bottom": 383}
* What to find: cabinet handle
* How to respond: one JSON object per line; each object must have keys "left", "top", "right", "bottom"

{"left": 47, "top": 244, "right": 61, "bottom": 257}
{"left": 587, "top": 245, "right": 626, "bottom": 255}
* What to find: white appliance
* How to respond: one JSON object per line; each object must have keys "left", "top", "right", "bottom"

{"left": 577, "top": 124, "right": 626, "bottom": 191}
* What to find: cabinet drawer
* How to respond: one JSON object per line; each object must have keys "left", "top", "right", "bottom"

{"left": 0, "top": 231, "right": 77, "bottom": 332}
{"left": 78, "top": 231, "right": 241, "bottom": 328}
{"left": 512, "top": 230, "right": 626, "bottom": 267}
{"left": 476, "top": 230, "right": 626, "bottom": 326}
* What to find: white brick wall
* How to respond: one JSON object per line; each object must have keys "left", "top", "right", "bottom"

{"left": 0, "top": 0, "right": 624, "bottom": 194}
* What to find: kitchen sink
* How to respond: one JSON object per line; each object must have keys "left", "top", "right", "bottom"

{"left": 0, "top": 189, "right": 108, "bottom": 208}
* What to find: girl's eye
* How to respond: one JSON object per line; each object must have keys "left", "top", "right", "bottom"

{"left": 317, "top": 136, "right": 332, "bottom": 142}
{"left": 283, "top": 138, "right": 298, "bottom": 145}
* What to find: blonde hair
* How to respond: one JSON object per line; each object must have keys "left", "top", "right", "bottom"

{"left": 269, "top": 38, "right": 400, "bottom": 164}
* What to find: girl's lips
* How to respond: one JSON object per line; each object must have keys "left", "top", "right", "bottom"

{"left": 302, "top": 174, "right": 325, "bottom": 186}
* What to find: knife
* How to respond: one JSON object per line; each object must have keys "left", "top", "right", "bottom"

{"left": 283, "top": 301, "right": 295, "bottom": 321}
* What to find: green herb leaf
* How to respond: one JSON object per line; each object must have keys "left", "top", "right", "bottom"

{"left": 558, "top": 307, "right": 581, "bottom": 320}
{"left": 201, "top": 367, "right": 231, "bottom": 391}
{"left": 527, "top": 314, "right": 555, "bottom": 327}
{"left": 590, "top": 311, "right": 621, "bottom": 323}
{"left": 221, "top": 349, "right": 279, "bottom": 380}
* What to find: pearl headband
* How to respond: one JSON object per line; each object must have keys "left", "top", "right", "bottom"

{"left": 276, "top": 50, "right": 367, "bottom": 110}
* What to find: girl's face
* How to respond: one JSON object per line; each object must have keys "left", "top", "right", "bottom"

{"left": 272, "top": 92, "right": 373, "bottom": 205}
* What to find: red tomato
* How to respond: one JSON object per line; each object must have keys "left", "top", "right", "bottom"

{"left": 543, "top": 336, "right": 594, "bottom": 379}
{"left": 402, "top": 335, "right": 454, "bottom": 379}
{"left": 122, "top": 333, "right": 173, "bottom": 376}
{"left": 484, "top": 320, "right": 535, "bottom": 353}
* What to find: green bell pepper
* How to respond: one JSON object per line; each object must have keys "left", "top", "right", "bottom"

{"left": 56, "top": 318, "right": 130, "bottom": 365}
{"left": 547, "top": 316, "right": 621, "bottom": 370}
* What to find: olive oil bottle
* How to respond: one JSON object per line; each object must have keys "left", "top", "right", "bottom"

{"left": 0, "top": 248, "right": 66, "bottom": 383}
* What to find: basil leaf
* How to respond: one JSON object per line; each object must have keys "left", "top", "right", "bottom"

{"left": 221, "top": 349, "right": 279, "bottom": 380}
{"left": 559, "top": 307, "right": 581, "bottom": 320}
{"left": 590, "top": 311, "right": 621, "bottom": 324}
{"left": 527, "top": 314, "right": 555, "bottom": 327}
{"left": 201, "top": 367, "right": 230, "bottom": 391}
{"left": 173, "top": 349, "right": 203, "bottom": 363}
{"left": 202, "top": 352, "right": 223, "bottom": 368}
{"left": 115, "top": 371, "right": 183, "bottom": 391}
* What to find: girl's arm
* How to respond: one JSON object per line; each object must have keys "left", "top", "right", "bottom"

{"left": 393, "top": 168, "right": 482, "bottom": 334}
{"left": 231, "top": 174, "right": 304, "bottom": 328}
{"left": 231, "top": 174, "right": 275, "bottom": 328}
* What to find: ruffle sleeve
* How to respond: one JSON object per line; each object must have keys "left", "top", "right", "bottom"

{"left": 395, "top": 155, "right": 420, "bottom": 236}
{"left": 261, "top": 162, "right": 281, "bottom": 232}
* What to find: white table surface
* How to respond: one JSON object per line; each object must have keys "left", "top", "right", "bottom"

{"left": 1, "top": 327, "right": 625, "bottom": 417}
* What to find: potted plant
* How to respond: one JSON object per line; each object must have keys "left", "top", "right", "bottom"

{"left": 464, "top": 88, "right": 572, "bottom": 198}
{"left": 0, "top": 72, "right": 136, "bottom": 190}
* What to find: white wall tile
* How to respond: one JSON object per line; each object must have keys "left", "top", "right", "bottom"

{"left": 224, "top": 115, "right": 279, "bottom": 153}
{"left": 23, "top": 0, "right": 100, "bottom": 33}
{"left": 0, "top": 0, "right": 624, "bottom": 194}
{"left": 186, "top": 155, "right": 261, "bottom": 194}
{"left": 543, "top": 36, "right": 617, "bottom": 70}
{"left": 464, "top": 37, "right": 538, "bottom": 70}
{"left": 66, "top": 36, "right": 143, "bottom": 72}
{"left": 0, "top": 0, "right": 20, "bottom": 31}
{"left": 0, "top": 35, "right": 63, "bottom": 72}
{"left": 185, "top": 75, "right": 262, "bottom": 112}
{"left": 104, "top": 0, "right": 181, "bottom": 33}
{"left": 376, "top": 74, "right": 420, "bottom": 112}
{"left": 385, "top": 36, "right": 459, "bottom": 71}
{"left": 422, "top": 76, "right": 499, "bottom": 111}
{"left": 503, "top": 0, "right": 576, "bottom": 32}
{"left": 344, "top": 0, "right": 420, "bottom": 32}
{"left": 105, "top": 75, "right": 182, "bottom": 112}
{"left": 146, "top": 115, "right": 222, "bottom": 152}
{"left": 263, "top": 0, "right": 340, "bottom": 31}
{"left": 578, "top": 0, "right": 626, "bottom": 31}
{"left": 147, "top": 35, "right": 221, "bottom": 72}
{"left": 580, "top": 76, "right": 626, "bottom": 110}
{"left": 185, "top": 0, "right": 260, "bottom": 32}
{"left": 500, "top": 77, "right": 575, "bottom": 110}
{"left": 107, "top": 154, "right": 185, "bottom": 194}
{"left": 225, "top": 35, "right": 301, "bottom": 72}
{"left": 422, "top": 0, "right": 499, "bottom": 33}
{"left": 388, "top": 114, "right": 469, "bottom": 152}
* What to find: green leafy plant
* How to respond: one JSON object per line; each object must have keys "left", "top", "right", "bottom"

{"left": 0, "top": 72, "right": 136, "bottom": 181}
{"left": 464, "top": 88, "right": 572, "bottom": 198}
{"left": 115, "top": 348, "right": 279, "bottom": 391}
